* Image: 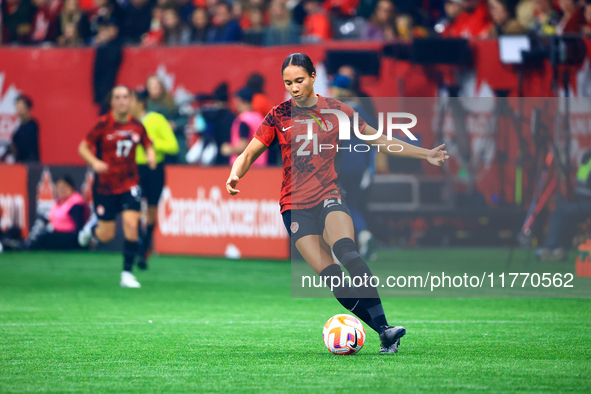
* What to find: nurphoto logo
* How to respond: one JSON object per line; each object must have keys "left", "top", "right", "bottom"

{"left": 295, "top": 110, "right": 418, "bottom": 155}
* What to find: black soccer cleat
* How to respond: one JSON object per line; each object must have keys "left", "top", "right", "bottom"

{"left": 379, "top": 325, "right": 406, "bottom": 354}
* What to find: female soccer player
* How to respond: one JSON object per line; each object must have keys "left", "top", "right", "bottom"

{"left": 225, "top": 53, "right": 448, "bottom": 353}
{"left": 78, "top": 85, "right": 156, "bottom": 288}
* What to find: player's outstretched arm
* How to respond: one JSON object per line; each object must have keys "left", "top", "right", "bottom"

{"left": 79, "top": 141, "right": 109, "bottom": 173}
{"left": 361, "top": 125, "right": 449, "bottom": 167}
{"left": 226, "top": 138, "right": 268, "bottom": 195}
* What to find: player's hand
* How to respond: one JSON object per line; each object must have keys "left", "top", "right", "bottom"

{"left": 92, "top": 160, "right": 109, "bottom": 173}
{"left": 226, "top": 175, "right": 240, "bottom": 195}
{"left": 427, "top": 143, "right": 449, "bottom": 167}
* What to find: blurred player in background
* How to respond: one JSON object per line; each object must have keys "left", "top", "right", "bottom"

{"left": 226, "top": 53, "right": 448, "bottom": 353}
{"left": 131, "top": 89, "right": 179, "bottom": 269}
{"left": 78, "top": 85, "right": 156, "bottom": 288}
{"left": 329, "top": 74, "right": 376, "bottom": 260}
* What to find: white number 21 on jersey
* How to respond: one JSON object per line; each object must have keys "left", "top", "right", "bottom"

{"left": 116, "top": 140, "right": 134, "bottom": 158}
{"left": 295, "top": 134, "right": 318, "bottom": 156}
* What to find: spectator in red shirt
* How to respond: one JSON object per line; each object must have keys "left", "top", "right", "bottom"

{"left": 556, "top": 0, "right": 585, "bottom": 34}
{"left": 30, "top": 0, "right": 61, "bottom": 43}
{"left": 238, "top": 0, "right": 269, "bottom": 30}
{"left": 141, "top": 5, "right": 165, "bottom": 46}
{"left": 78, "top": 0, "right": 94, "bottom": 12}
{"left": 302, "top": 0, "right": 332, "bottom": 42}
{"left": 435, "top": 0, "right": 464, "bottom": 35}
{"left": 445, "top": 0, "right": 492, "bottom": 39}
{"left": 323, "top": 0, "right": 359, "bottom": 17}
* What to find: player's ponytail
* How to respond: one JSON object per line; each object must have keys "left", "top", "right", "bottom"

{"left": 281, "top": 53, "right": 316, "bottom": 77}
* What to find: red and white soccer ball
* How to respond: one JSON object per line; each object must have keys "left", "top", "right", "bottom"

{"left": 322, "top": 314, "right": 365, "bottom": 355}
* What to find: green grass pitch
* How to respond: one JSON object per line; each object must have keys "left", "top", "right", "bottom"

{"left": 1, "top": 250, "right": 590, "bottom": 393}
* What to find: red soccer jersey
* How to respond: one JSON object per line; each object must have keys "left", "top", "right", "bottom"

{"left": 444, "top": 1, "right": 491, "bottom": 39}
{"left": 254, "top": 95, "right": 367, "bottom": 213}
{"left": 85, "top": 112, "right": 152, "bottom": 195}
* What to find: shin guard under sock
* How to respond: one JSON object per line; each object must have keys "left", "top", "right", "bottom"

{"left": 333, "top": 238, "right": 388, "bottom": 331}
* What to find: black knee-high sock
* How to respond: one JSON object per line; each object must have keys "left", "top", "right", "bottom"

{"left": 138, "top": 224, "right": 155, "bottom": 258}
{"left": 123, "top": 240, "right": 139, "bottom": 272}
{"left": 320, "top": 264, "right": 378, "bottom": 332}
{"left": 333, "top": 238, "right": 389, "bottom": 333}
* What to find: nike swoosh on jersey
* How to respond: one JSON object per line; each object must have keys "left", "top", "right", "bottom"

{"left": 282, "top": 126, "right": 293, "bottom": 131}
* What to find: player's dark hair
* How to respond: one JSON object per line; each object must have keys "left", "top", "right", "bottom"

{"left": 235, "top": 87, "right": 255, "bottom": 103}
{"left": 281, "top": 53, "right": 316, "bottom": 77}
{"left": 15, "top": 94, "right": 33, "bottom": 109}
{"left": 133, "top": 89, "right": 149, "bottom": 105}
{"left": 55, "top": 175, "right": 76, "bottom": 189}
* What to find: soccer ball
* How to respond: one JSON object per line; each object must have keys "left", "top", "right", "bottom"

{"left": 322, "top": 314, "right": 365, "bottom": 355}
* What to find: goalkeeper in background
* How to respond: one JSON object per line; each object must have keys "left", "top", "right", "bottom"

{"left": 131, "top": 89, "right": 179, "bottom": 269}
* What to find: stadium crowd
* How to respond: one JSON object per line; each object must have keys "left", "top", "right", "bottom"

{"left": 2, "top": 0, "right": 591, "bottom": 47}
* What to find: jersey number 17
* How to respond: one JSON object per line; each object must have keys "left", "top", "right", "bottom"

{"left": 116, "top": 140, "right": 134, "bottom": 158}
